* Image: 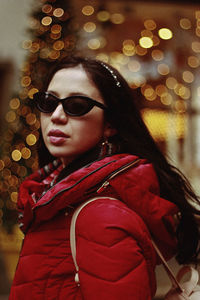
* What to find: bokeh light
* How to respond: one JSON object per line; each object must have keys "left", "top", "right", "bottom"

{"left": 82, "top": 5, "right": 94, "bottom": 16}
{"left": 158, "top": 28, "right": 173, "bottom": 40}
{"left": 139, "top": 37, "right": 153, "bottom": 48}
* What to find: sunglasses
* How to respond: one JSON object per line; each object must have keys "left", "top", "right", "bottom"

{"left": 33, "top": 92, "right": 107, "bottom": 116}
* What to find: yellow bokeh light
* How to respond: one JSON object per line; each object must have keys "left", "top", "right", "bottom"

{"left": 196, "top": 28, "right": 200, "bottom": 37}
{"left": 139, "top": 37, "right": 153, "bottom": 49}
{"left": 135, "top": 45, "right": 147, "bottom": 56}
{"left": 88, "top": 39, "right": 100, "bottom": 50}
{"left": 155, "top": 84, "right": 168, "bottom": 96}
{"left": 50, "top": 32, "right": 61, "bottom": 40}
{"left": 53, "top": 40, "right": 64, "bottom": 50}
{"left": 174, "top": 100, "right": 187, "bottom": 113}
{"left": 157, "top": 63, "right": 170, "bottom": 75}
{"left": 179, "top": 86, "right": 191, "bottom": 100}
{"left": 9, "top": 98, "right": 20, "bottom": 110}
{"left": 21, "top": 147, "right": 31, "bottom": 159}
{"left": 110, "top": 53, "right": 128, "bottom": 65}
{"left": 53, "top": 8, "right": 64, "bottom": 18}
{"left": 144, "top": 19, "right": 156, "bottom": 30}
{"left": 26, "top": 134, "right": 37, "bottom": 146}
{"left": 174, "top": 84, "right": 186, "bottom": 96}
{"left": 82, "top": 5, "right": 94, "bottom": 16}
{"left": 51, "top": 24, "right": 62, "bottom": 34}
{"left": 141, "top": 30, "right": 153, "bottom": 38}
{"left": 42, "top": 4, "right": 52, "bottom": 14}
{"left": 144, "top": 87, "right": 157, "bottom": 101}
{"left": 192, "top": 41, "right": 200, "bottom": 53}
{"left": 11, "top": 192, "right": 18, "bottom": 203}
{"left": 5, "top": 111, "right": 16, "bottom": 123}
{"left": 166, "top": 77, "right": 177, "bottom": 89}
{"left": 22, "top": 40, "right": 32, "bottom": 50}
{"left": 180, "top": 18, "right": 191, "bottom": 30}
{"left": 160, "top": 93, "right": 173, "bottom": 106}
{"left": 26, "top": 113, "right": 37, "bottom": 125}
{"left": 83, "top": 22, "right": 96, "bottom": 33}
{"left": 188, "top": 56, "right": 199, "bottom": 68}
{"left": 195, "top": 10, "right": 200, "bottom": 19}
{"left": 28, "top": 88, "right": 39, "bottom": 99}
{"left": 49, "top": 50, "right": 60, "bottom": 60}
{"left": 97, "top": 10, "right": 110, "bottom": 22}
{"left": 182, "top": 71, "right": 194, "bottom": 83}
{"left": 95, "top": 53, "right": 109, "bottom": 63}
{"left": 151, "top": 49, "right": 164, "bottom": 61}
{"left": 41, "top": 16, "right": 52, "bottom": 26}
{"left": 40, "top": 48, "right": 50, "bottom": 59}
{"left": 21, "top": 76, "right": 31, "bottom": 87}
{"left": 11, "top": 150, "right": 22, "bottom": 162}
{"left": 30, "top": 42, "right": 40, "bottom": 53}
{"left": 2, "top": 168, "right": 11, "bottom": 179}
{"left": 18, "top": 166, "right": 28, "bottom": 177}
{"left": 158, "top": 28, "right": 173, "bottom": 40}
{"left": 110, "top": 13, "right": 125, "bottom": 24}
{"left": 128, "top": 60, "right": 141, "bottom": 72}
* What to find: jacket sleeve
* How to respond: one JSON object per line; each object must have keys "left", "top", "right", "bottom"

{"left": 75, "top": 198, "right": 157, "bottom": 300}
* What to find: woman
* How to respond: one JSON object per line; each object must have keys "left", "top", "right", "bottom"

{"left": 9, "top": 56, "right": 200, "bottom": 299}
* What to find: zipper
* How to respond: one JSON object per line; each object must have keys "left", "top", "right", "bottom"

{"left": 88, "top": 158, "right": 140, "bottom": 194}
{"left": 33, "top": 159, "right": 116, "bottom": 209}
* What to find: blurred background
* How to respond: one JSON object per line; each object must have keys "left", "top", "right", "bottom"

{"left": 0, "top": 0, "right": 200, "bottom": 298}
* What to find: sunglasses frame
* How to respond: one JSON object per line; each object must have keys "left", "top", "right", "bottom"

{"left": 33, "top": 92, "right": 107, "bottom": 116}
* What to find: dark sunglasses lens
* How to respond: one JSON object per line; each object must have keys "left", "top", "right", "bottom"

{"left": 35, "top": 93, "right": 57, "bottom": 113}
{"left": 64, "top": 97, "right": 93, "bottom": 116}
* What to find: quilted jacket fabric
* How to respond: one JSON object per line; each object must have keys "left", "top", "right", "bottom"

{"left": 9, "top": 153, "right": 179, "bottom": 300}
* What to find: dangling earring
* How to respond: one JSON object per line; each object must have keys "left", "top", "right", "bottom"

{"left": 99, "top": 138, "right": 113, "bottom": 158}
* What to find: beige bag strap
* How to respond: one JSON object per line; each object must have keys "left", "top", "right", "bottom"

{"left": 70, "top": 196, "right": 118, "bottom": 284}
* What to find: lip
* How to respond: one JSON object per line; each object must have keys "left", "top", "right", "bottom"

{"left": 48, "top": 129, "right": 69, "bottom": 138}
{"left": 48, "top": 129, "right": 69, "bottom": 145}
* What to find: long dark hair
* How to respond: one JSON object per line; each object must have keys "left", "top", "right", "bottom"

{"left": 37, "top": 56, "right": 200, "bottom": 264}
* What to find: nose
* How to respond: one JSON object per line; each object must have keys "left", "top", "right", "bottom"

{"left": 51, "top": 103, "right": 68, "bottom": 124}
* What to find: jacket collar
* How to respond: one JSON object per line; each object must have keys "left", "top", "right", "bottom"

{"left": 18, "top": 154, "right": 140, "bottom": 230}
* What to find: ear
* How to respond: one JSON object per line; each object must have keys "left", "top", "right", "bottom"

{"left": 103, "top": 122, "right": 117, "bottom": 138}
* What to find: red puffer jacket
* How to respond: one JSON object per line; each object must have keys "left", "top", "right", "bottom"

{"left": 9, "top": 154, "right": 178, "bottom": 300}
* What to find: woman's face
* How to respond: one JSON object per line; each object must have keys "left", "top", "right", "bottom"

{"left": 40, "top": 66, "right": 111, "bottom": 166}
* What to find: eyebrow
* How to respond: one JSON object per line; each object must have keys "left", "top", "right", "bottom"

{"left": 47, "top": 90, "right": 93, "bottom": 98}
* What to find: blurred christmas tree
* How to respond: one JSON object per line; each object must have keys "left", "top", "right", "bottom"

{"left": 0, "top": 0, "right": 78, "bottom": 231}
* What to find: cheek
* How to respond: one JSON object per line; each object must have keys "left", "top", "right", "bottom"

{"left": 40, "top": 115, "right": 49, "bottom": 137}
{"left": 74, "top": 114, "right": 105, "bottom": 140}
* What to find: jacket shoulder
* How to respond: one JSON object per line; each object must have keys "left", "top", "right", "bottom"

{"left": 76, "top": 197, "right": 151, "bottom": 247}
